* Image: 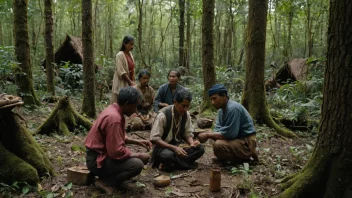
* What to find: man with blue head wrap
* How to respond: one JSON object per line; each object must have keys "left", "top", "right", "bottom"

{"left": 198, "top": 84, "right": 258, "bottom": 164}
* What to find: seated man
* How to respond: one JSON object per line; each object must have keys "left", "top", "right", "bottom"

{"left": 85, "top": 87, "right": 152, "bottom": 194}
{"left": 198, "top": 84, "right": 258, "bottom": 164}
{"left": 153, "top": 69, "right": 185, "bottom": 112}
{"left": 150, "top": 88, "right": 204, "bottom": 170}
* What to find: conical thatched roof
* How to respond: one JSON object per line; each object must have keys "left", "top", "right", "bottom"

{"left": 41, "top": 35, "right": 99, "bottom": 70}
{"left": 275, "top": 58, "right": 308, "bottom": 84}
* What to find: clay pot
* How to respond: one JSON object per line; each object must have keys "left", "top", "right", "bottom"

{"left": 197, "top": 118, "right": 213, "bottom": 129}
{"left": 153, "top": 175, "right": 171, "bottom": 188}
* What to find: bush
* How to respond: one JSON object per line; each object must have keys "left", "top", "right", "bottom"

{"left": 0, "top": 46, "right": 18, "bottom": 95}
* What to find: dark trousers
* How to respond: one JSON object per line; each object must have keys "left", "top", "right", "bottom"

{"left": 155, "top": 145, "right": 205, "bottom": 169}
{"left": 86, "top": 149, "right": 144, "bottom": 187}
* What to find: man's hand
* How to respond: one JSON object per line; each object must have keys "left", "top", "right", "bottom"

{"left": 197, "top": 133, "right": 209, "bottom": 143}
{"left": 173, "top": 146, "right": 187, "bottom": 158}
{"left": 191, "top": 140, "right": 201, "bottom": 148}
{"left": 131, "top": 153, "right": 150, "bottom": 164}
{"left": 139, "top": 140, "right": 152, "bottom": 151}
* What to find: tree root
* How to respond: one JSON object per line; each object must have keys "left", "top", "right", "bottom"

{"left": 263, "top": 109, "right": 297, "bottom": 138}
{"left": 278, "top": 154, "right": 330, "bottom": 198}
{"left": 0, "top": 110, "right": 54, "bottom": 185}
{"left": 37, "top": 96, "right": 92, "bottom": 135}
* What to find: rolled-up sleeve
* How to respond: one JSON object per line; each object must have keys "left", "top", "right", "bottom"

{"left": 105, "top": 122, "right": 131, "bottom": 160}
{"left": 150, "top": 113, "right": 167, "bottom": 141}
{"left": 183, "top": 112, "right": 194, "bottom": 139}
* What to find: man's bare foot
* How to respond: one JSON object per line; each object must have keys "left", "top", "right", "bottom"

{"left": 94, "top": 179, "right": 114, "bottom": 195}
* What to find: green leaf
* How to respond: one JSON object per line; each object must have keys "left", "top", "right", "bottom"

{"left": 306, "top": 144, "right": 313, "bottom": 151}
{"left": 243, "top": 163, "right": 249, "bottom": 171}
{"left": 22, "top": 186, "right": 29, "bottom": 195}
{"left": 65, "top": 183, "right": 72, "bottom": 190}
{"left": 136, "top": 182, "right": 146, "bottom": 187}
{"left": 46, "top": 192, "right": 54, "bottom": 198}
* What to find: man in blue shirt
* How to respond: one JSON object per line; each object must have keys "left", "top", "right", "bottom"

{"left": 198, "top": 84, "right": 258, "bottom": 164}
{"left": 153, "top": 70, "right": 185, "bottom": 112}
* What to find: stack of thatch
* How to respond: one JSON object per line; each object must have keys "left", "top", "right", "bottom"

{"left": 0, "top": 94, "right": 24, "bottom": 110}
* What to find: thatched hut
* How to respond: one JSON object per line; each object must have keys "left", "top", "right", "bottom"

{"left": 41, "top": 35, "right": 99, "bottom": 70}
{"left": 275, "top": 58, "right": 308, "bottom": 84}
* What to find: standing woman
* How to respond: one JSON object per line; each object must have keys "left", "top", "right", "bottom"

{"left": 111, "top": 36, "right": 136, "bottom": 104}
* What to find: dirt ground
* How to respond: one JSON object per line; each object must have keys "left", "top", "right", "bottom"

{"left": 13, "top": 102, "right": 316, "bottom": 198}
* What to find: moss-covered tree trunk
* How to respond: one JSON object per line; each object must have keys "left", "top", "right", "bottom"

{"left": 279, "top": 1, "right": 352, "bottom": 197}
{"left": 37, "top": 96, "right": 92, "bottom": 136}
{"left": 44, "top": 0, "right": 55, "bottom": 96}
{"left": 200, "top": 0, "right": 216, "bottom": 113}
{"left": 13, "top": 0, "right": 40, "bottom": 106}
{"left": 241, "top": 0, "right": 296, "bottom": 138}
{"left": 81, "top": 0, "right": 96, "bottom": 118}
{"left": 0, "top": 109, "right": 54, "bottom": 185}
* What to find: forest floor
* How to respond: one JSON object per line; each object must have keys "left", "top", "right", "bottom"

{"left": 12, "top": 99, "right": 316, "bottom": 198}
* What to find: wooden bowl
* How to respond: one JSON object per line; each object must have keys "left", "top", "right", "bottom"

{"left": 153, "top": 175, "right": 171, "bottom": 188}
{"left": 197, "top": 118, "right": 213, "bottom": 129}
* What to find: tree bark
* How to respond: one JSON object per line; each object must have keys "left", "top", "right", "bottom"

{"left": 284, "top": 0, "right": 294, "bottom": 60}
{"left": 94, "top": 0, "right": 98, "bottom": 54}
{"left": 81, "top": 0, "right": 96, "bottom": 118}
{"left": 279, "top": 0, "right": 352, "bottom": 196}
{"left": 200, "top": 0, "right": 216, "bottom": 113}
{"left": 226, "top": 0, "right": 234, "bottom": 67}
{"left": 241, "top": 0, "right": 296, "bottom": 137}
{"left": 13, "top": 0, "right": 41, "bottom": 106}
{"left": 184, "top": 0, "right": 191, "bottom": 73}
{"left": 108, "top": 3, "right": 113, "bottom": 59}
{"left": 307, "top": 0, "right": 313, "bottom": 57}
{"left": 44, "top": 0, "right": 55, "bottom": 96}
{"left": 137, "top": 0, "right": 148, "bottom": 68}
{"left": 178, "top": 0, "right": 185, "bottom": 67}
{"left": 0, "top": 20, "right": 3, "bottom": 46}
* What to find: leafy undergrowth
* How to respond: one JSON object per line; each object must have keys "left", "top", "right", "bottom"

{"left": 1, "top": 102, "right": 316, "bottom": 198}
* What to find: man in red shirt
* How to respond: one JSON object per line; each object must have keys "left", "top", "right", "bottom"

{"left": 85, "top": 87, "right": 152, "bottom": 194}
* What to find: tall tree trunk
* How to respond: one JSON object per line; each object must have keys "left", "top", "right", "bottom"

{"left": 200, "top": 0, "right": 216, "bottom": 113}
{"left": 81, "top": 0, "right": 96, "bottom": 118}
{"left": 214, "top": 8, "right": 221, "bottom": 67}
{"left": 44, "top": 0, "right": 55, "bottom": 96}
{"left": 226, "top": 0, "right": 234, "bottom": 67}
{"left": 241, "top": 0, "right": 295, "bottom": 137}
{"left": 0, "top": 21, "right": 3, "bottom": 46}
{"left": 13, "top": 0, "right": 40, "bottom": 106}
{"left": 284, "top": 0, "right": 294, "bottom": 60}
{"left": 178, "top": 0, "right": 185, "bottom": 67}
{"left": 280, "top": 0, "right": 352, "bottom": 196}
{"left": 275, "top": 0, "right": 280, "bottom": 58}
{"left": 269, "top": 0, "right": 277, "bottom": 60}
{"left": 184, "top": 0, "right": 191, "bottom": 73}
{"left": 94, "top": 0, "right": 98, "bottom": 54}
{"left": 307, "top": 0, "right": 313, "bottom": 57}
{"left": 137, "top": 0, "right": 148, "bottom": 68}
{"left": 108, "top": 4, "right": 113, "bottom": 58}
